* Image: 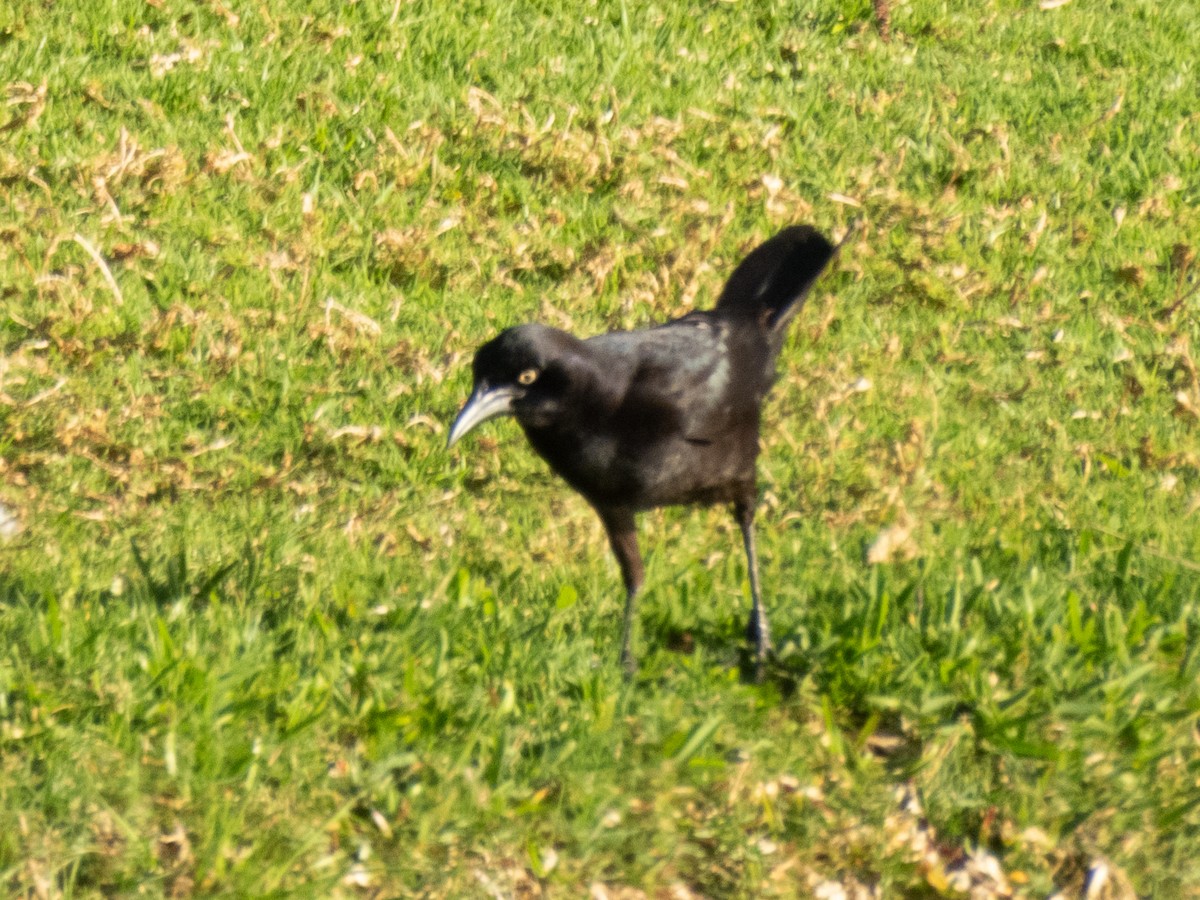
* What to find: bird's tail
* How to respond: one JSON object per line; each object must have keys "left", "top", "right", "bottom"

{"left": 713, "top": 225, "right": 839, "bottom": 340}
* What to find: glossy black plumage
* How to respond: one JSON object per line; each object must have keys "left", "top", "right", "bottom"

{"left": 449, "top": 225, "right": 838, "bottom": 676}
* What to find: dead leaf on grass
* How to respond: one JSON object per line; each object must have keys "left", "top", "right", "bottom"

{"left": 867, "top": 518, "right": 919, "bottom": 564}
{"left": 203, "top": 149, "right": 253, "bottom": 175}
{"left": 2, "top": 80, "right": 47, "bottom": 131}
{"left": 0, "top": 501, "right": 22, "bottom": 540}
{"left": 1112, "top": 265, "right": 1144, "bottom": 288}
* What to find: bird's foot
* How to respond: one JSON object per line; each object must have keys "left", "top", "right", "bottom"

{"left": 744, "top": 614, "right": 773, "bottom": 653}
{"left": 745, "top": 614, "right": 772, "bottom": 683}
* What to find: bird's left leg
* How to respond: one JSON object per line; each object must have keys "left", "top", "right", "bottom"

{"left": 599, "top": 508, "right": 644, "bottom": 676}
{"left": 734, "top": 499, "right": 771, "bottom": 677}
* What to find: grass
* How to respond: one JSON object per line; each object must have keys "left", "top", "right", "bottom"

{"left": 2, "top": 0, "right": 1199, "bottom": 895}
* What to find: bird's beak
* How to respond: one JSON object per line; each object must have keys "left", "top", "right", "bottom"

{"left": 447, "top": 384, "right": 520, "bottom": 448}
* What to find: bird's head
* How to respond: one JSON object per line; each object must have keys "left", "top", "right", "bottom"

{"left": 447, "top": 323, "right": 584, "bottom": 447}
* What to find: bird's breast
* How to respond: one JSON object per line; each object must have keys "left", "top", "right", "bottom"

{"left": 523, "top": 415, "right": 759, "bottom": 510}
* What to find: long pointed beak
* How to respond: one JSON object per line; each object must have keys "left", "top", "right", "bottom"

{"left": 447, "top": 384, "right": 520, "bottom": 449}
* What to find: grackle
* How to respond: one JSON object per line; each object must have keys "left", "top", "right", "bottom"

{"left": 448, "top": 225, "right": 838, "bottom": 677}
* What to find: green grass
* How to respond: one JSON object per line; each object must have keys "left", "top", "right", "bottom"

{"left": 2, "top": 0, "right": 1199, "bottom": 895}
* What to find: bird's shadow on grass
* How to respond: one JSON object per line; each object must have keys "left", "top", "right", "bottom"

{"left": 647, "top": 580, "right": 930, "bottom": 772}
{"left": 0, "top": 572, "right": 42, "bottom": 608}
{"left": 127, "top": 540, "right": 239, "bottom": 609}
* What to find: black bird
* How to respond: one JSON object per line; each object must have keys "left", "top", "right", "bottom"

{"left": 448, "top": 225, "right": 838, "bottom": 676}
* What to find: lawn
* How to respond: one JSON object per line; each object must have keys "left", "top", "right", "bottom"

{"left": 1, "top": 0, "right": 1199, "bottom": 895}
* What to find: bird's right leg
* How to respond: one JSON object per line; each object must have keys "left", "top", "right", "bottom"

{"left": 599, "top": 508, "right": 644, "bottom": 676}
{"left": 735, "top": 499, "right": 771, "bottom": 681}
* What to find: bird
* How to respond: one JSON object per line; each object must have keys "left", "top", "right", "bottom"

{"left": 448, "top": 225, "right": 839, "bottom": 678}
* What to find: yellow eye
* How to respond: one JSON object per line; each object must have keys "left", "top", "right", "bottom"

{"left": 517, "top": 368, "right": 539, "bottom": 386}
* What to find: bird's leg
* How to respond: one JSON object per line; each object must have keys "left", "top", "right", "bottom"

{"left": 599, "top": 508, "right": 644, "bottom": 676}
{"left": 735, "top": 500, "right": 771, "bottom": 679}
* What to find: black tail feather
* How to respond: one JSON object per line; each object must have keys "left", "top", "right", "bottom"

{"left": 713, "top": 225, "right": 838, "bottom": 333}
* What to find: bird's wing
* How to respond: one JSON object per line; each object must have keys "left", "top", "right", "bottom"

{"left": 585, "top": 316, "right": 737, "bottom": 443}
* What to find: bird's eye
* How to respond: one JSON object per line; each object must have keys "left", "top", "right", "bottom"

{"left": 517, "top": 368, "right": 539, "bottom": 386}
